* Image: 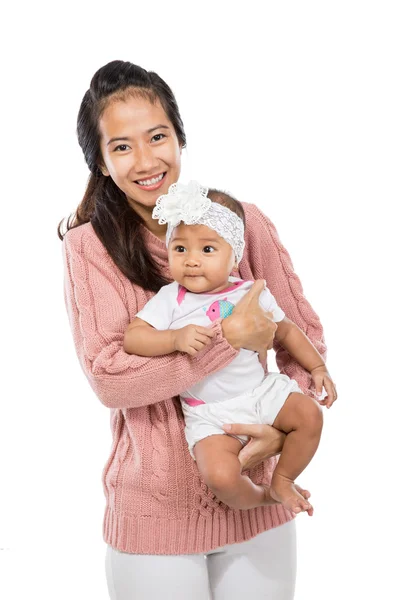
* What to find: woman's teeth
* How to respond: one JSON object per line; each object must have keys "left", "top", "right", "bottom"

{"left": 136, "top": 173, "right": 165, "bottom": 186}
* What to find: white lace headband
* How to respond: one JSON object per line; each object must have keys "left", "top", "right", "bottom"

{"left": 152, "top": 180, "right": 245, "bottom": 263}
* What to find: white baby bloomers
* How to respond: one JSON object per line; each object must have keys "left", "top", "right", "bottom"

{"left": 135, "top": 277, "right": 302, "bottom": 458}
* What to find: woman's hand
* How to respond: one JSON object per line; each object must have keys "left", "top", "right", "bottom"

{"left": 221, "top": 280, "right": 277, "bottom": 364}
{"left": 222, "top": 423, "right": 286, "bottom": 471}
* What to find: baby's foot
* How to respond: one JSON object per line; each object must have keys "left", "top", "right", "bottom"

{"left": 270, "top": 474, "right": 314, "bottom": 516}
{"left": 263, "top": 483, "right": 312, "bottom": 513}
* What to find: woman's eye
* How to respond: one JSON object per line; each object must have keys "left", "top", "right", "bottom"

{"left": 203, "top": 246, "right": 215, "bottom": 253}
{"left": 115, "top": 144, "right": 129, "bottom": 152}
{"left": 152, "top": 133, "right": 166, "bottom": 142}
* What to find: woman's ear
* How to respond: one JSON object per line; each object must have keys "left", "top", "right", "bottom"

{"left": 99, "top": 162, "right": 110, "bottom": 176}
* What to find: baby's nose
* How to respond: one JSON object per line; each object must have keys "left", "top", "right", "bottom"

{"left": 185, "top": 257, "right": 200, "bottom": 266}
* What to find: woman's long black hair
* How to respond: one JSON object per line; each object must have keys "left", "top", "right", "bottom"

{"left": 57, "top": 60, "right": 187, "bottom": 292}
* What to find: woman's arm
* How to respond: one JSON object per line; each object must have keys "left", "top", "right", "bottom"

{"left": 62, "top": 226, "right": 239, "bottom": 410}
{"left": 243, "top": 204, "right": 327, "bottom": 395}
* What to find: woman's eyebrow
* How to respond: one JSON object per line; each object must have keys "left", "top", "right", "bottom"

{"left": 148, "top": 124, "right": 170, "bottom": 134}
{"left": 107, "top": 136, "right": 130, "bottom": 146}
{"left": 107, "top": 125, "right": 170, "bottom": 146}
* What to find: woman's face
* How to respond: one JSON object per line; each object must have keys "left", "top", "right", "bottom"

{"left": 98, "top": 93, "right": 182, "bottom": 218}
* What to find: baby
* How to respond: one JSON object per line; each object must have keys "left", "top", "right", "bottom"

{"left": 124, "top": 181, "right": 337, "bottom": 515}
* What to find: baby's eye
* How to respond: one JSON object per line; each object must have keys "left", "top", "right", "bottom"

{"left": 152, "top": 133, "right": 166, "bottom": 142}
{"left": 203, "top": 246, "right": 215, "bottom": 253}
{"left": 174, "top": 246, "right": 186, "bottom": 252}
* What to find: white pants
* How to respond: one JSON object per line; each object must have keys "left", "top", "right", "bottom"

{"left": 105, "top": 519, "right": 297, "bottom": 599}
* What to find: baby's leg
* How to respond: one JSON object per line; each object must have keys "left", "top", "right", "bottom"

{"left": 271, "top": 393, "right": 323, "bottom": 516}
{"left": 193, "top": 434, "right": 311, "bottom": 511}
{"left": 194, "top": 434, "right": 272, "bottom": 510}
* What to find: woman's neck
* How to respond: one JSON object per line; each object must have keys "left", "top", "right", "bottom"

{"left": 127, "top": 196, "right": 167, "bottom": 241}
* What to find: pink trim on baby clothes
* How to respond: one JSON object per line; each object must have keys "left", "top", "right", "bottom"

{"left": 203, "top": 280, "right": 248, "bottom": 295}
{"left": 177, "top": 280, "right": 249, "bottom": 305}
{"left": 181, "top": 397, "right": 206, "bottom": 407}
{"left": 177, "top": 284, "right": 187, "bottom": 305}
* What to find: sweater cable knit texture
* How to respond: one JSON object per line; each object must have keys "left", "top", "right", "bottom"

{"left": 62, "top": 202, "right": 326, "bottom": 554}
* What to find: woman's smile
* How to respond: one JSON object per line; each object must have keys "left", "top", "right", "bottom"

{"left": 134, "top": 172, "right": 166, "bottom": 190}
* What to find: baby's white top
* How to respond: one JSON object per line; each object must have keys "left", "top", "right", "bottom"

{"left": 135, "top": 276, "right": 285, "bottom": 403}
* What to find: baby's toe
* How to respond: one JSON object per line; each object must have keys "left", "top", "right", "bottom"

{"left": 293, "top": 496, "right": 312, "bottom": 513}
{"left": 295, "top": 484, "right": 311, "bottom": 499}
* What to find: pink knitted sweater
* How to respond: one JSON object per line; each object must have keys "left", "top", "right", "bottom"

{"left": 62, "top": 202, "right": 326, "bottom": 555}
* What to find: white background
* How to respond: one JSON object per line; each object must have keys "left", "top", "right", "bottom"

{"left": 1, "top": 1, "right": 399, "bottom": 598}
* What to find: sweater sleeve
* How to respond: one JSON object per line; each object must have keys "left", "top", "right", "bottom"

{"left": 245, "top": 204, "right": 327, "bottom": 395}
{"left": 62, "top": 227, "right": 240, "bottom": 410}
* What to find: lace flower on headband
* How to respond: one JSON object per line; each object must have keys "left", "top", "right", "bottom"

{"left": 152, "top": 180, "right": 245, "bottom": 263}
{"left": 152, "top": 180, "right": 211, "bottom": 226}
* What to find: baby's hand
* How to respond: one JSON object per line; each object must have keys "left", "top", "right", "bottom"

{"left": 311, "top": 366, "right": 338, "bottom": 409}
{"left": 173, "top": 325, "right": 215, "bottom": 356}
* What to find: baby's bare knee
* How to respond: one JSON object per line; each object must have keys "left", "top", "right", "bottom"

{"left": 299, "top": 395, "right": 323, "bottom": 433}
{"left": 201, "top": 460, "right": 239, "bottom": 497}
{"left": 194, "top": 436, "right": 243, "bottom": 500}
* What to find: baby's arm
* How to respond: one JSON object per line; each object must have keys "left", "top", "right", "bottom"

{"left": 124, "top": 318, "right": 215, "bottom": 357}
{"left": 259, "top": 287, "right": 326, "bottom": 373}
{"left": 275, "top": 318, "right": 337, "bottom": 406}
{"left": 275, "top": 318, "right": 325, "bottom": 373}
{"left": 123, "top": 318, "right": 176, "bottom": 356}
{"left": 123, "top": 283, "right": 180, "bottom": 356}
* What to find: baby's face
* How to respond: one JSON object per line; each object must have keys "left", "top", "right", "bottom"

{"left": 168, "top": 223, "right": 237, "bottom": 293}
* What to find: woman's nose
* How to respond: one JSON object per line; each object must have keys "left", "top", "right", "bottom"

{"left": 134, "top": 145, "right": 158, "bottom": 173}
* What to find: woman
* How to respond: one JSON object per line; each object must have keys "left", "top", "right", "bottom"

{"left": 59, "top": 60, "right": 326, "bottom": 599}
